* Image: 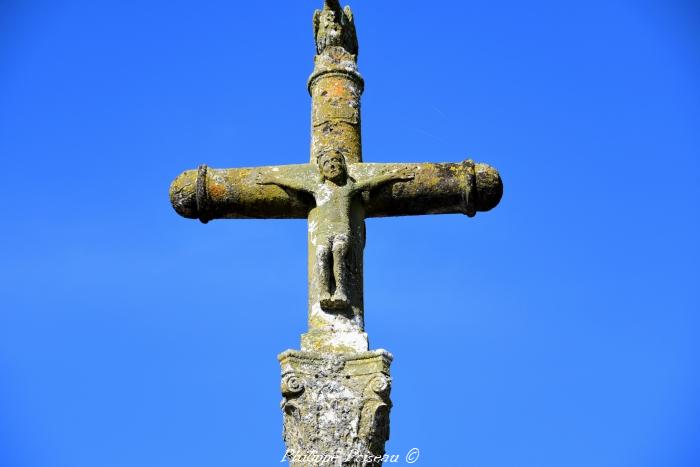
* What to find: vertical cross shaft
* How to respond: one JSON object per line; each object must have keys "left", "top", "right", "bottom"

{"left": 306, "top": 1, "right": 367, "bottom": 353}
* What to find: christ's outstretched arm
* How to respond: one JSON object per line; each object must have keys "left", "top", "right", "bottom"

{"left": 256, "top": 171, "right": 315, "bottom": 194}
{"left": 354, "top": 167, "right": 415, "bottom": 192}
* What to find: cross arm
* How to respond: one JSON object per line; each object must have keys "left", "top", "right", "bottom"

{"left": 169, "top": 163, "right": 317, "bottom": 223}
{"left": 349, "top": 159, "right": 503, "bottom": 218}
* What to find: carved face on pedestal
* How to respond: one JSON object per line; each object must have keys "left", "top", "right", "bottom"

{"left": 318, "top": 151, "right": 347, "bottom": 185}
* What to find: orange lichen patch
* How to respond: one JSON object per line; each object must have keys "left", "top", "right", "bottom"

{"left": 327, "top": 79, "right": 349, "bottom": 98}
{"left": 208, "top": 182, "right": 227, "bottom": 200}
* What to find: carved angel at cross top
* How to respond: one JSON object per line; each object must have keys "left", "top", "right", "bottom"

{"left": 313, "top": 0, "right": 358, "bottom": 56}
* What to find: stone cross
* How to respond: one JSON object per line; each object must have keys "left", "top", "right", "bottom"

{"left": 169, "top": 2, "right": 502, "bottom": 465}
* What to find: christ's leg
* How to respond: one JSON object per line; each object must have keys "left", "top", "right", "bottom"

{"left": 316, "top": 243, "right": 332, "bottom": 305}
{"left": 332, "top": 235, "right": 350, "bottom": 306}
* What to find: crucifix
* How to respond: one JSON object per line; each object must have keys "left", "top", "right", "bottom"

{"left": 169, "top": 1, "right": 502, "bottom": 465}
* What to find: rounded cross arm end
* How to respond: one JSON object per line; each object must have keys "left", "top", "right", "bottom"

{"left": 169, "top": 169, "right": 200, "bottom": 220}
{"left": 473, "top": 163, "right": 503, "bottom": 212}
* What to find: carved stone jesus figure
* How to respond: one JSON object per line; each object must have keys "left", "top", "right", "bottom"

{"left": 257, "top": 150, "right": 413, "bottom": 310}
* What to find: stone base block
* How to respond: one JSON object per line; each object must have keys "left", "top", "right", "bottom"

{"left": 278, "top": 349, "right": 393, "bottom": 467}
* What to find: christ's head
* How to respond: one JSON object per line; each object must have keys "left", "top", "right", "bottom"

{"left": 317, "top": 150, "right": 347, "bottom": 184}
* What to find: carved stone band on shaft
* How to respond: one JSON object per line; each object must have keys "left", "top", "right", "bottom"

{"left": 195, "top": 164, "right": 210, "bottom": 224}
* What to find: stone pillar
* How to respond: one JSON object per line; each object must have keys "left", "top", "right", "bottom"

{"left": 281, "top": 4, "right": 392, "bottom": 465}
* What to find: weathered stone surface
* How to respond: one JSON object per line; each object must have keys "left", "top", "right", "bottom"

{"left": 279, "top": 350, "right": 392, "bottom": 467}
{"left": 168, "top": 1, "right": 504, "bottom": 464}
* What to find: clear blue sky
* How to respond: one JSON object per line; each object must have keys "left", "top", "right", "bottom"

{"left": 1, "top": 1, "right": 698, "bottom": 466}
